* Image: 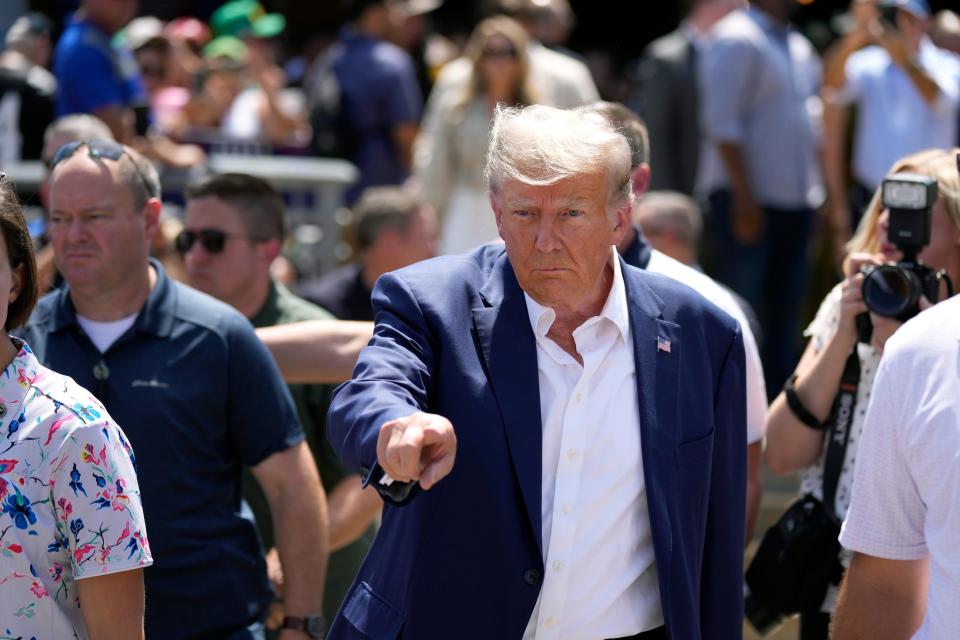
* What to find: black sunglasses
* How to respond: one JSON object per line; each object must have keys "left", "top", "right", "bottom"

{"left": 50, "top": 139, "right": 156, "bottom": 199}
{"left": 174, "top": 228, "right": 266, "bottom": 255}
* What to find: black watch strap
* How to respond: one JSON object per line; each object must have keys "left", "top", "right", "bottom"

{"left": 783, "top": 374, "right": 826, "bottom": 430}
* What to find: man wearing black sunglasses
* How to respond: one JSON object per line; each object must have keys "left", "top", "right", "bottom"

{"left": 18, "top": 142, "right": 330, "bottom": 640}
{"left": 182, "top": 173, "right": 381, "bottom": 631}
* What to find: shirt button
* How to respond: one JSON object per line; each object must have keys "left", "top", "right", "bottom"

{"left": 552, "top": 560, "right": 564, "bottom": 572}
{"left": 566, "top": 448, "right": 578, "bottom": 459}
{"left": 523, "top": 568, "right": 542, "bottom": 585}
{"left": 575, "top": 392, "right": 583, "bottom": 403}
{"left": 544, "top": 618, "right": 556, "bottom": 629}
{"left": 561, "top": 504, "right": 572, "bottom": 514}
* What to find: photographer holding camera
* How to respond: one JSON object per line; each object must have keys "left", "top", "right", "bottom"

{"left": 755, "top": 147, "right": 960, "bottom": 639}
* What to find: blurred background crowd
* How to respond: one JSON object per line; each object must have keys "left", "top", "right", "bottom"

{"left": 1, "top": 0, "right": 959, "bottom": 637}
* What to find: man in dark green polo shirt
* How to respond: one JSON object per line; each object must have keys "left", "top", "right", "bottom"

{"left": 179, "top": 172, "right": 381, "bottom": 630}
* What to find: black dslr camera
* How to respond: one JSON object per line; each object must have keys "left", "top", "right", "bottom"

{"left": 859, "top": 174, "right": 953, "bottom": 340}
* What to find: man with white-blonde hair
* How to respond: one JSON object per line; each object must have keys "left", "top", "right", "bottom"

{"left": 326, "top": 103, "right": 747, "bottom": 639}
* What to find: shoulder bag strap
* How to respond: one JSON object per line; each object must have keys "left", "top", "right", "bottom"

{"left": 821, "top": 350, "right": 861, "bottom": 524}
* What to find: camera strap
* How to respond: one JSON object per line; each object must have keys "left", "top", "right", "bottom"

{"left": 821, "top": 350, "right": 861, "bottom": 524}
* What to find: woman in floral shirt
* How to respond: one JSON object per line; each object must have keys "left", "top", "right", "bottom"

{"left": 0, "top": 174, "right": 152, "bottom": 639}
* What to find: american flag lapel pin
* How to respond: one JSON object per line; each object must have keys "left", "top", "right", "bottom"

{"left": 657, "top": 336, "right": 671, "bottom": 353}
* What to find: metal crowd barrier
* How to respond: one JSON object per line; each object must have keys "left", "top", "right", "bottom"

{"left": 2, "top": 154, "right": 358, "bottom": 278}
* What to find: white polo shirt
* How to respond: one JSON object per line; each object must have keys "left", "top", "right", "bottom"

{"left": 522, "top": 250, "right": 662, "bottom": 640}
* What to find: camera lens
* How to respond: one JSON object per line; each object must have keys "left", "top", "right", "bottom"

{"left": 862, "top": 265, "right": 921, "bottom": 318}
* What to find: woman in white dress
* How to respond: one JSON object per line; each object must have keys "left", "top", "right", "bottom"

{"left": 413, "top": 16, "right": 540, "bottom": 255}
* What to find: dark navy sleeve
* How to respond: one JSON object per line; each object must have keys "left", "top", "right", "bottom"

{"left": 700, "top": 323, "right": 747, "bottom": 636}
{"left": 56, "top": 39, "right": 127, "bottom": 114}
{"left": 381, "top": 53, "right": 422, "bottom": 127}
{"left": 224, "top": 314, "right": 305, "bottom": 467}
{"left": 327, "top": 271, "right": 434, "bottom": 503}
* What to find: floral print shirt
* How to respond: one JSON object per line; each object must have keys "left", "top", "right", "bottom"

{"left": 0, "top": 340, "right": 151, "bottom": 639}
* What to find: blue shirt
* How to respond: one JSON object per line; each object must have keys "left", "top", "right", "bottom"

{"left": 331, "top": 27, "right": 422, "bottom": 203}
{"left": 17, "top": 261, "right": 304, "bottom": 639}
{"left": 841, "top": 38, "right": 960, "bottom": 189}
{"left": 53, "top": 15, "right": 147, "bottom": 117}
{"left": 698, "top": 7, "right": 824, "bottom": 209}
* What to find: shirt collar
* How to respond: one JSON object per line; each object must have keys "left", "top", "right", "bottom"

{"left": 620, "top": 224, "right": 653, "bottom": 271}
{"left": 747, "top": 6, "right": 790, "bottom": 37}
{"left": 47, "top": 258, "right": 176, "bottom": 338}
{"left": 680, "top": 20, "right": 709, "bottom": 50}
{"left": 249, "top": 280, "right": 280, "bottom": 329}
{"left": 338, "top": 25, "right": 375, "bottom": 46}
{"left": 0, "top": 339, "right": 40, "bottom": 407}
{"left": 523, "top": 247, "right": 630, "bottom": 342}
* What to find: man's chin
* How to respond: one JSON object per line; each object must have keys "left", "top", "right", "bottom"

{"left": 521, "top": 281, "right": 569, "bottom": 307}
{"left": 59, "top": 268, "right": 99, "bottom": 287}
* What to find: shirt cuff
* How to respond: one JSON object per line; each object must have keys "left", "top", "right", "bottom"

{"left": 360, "top": 463, "right": 419, "bottom": 505}
{"left": 839, "top": 524, "right": 928, "bottom": 561}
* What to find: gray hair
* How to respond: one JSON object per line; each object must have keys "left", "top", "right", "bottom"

{"left": 120, "top": 145, "right": 161, "bottom": 209}
{"left": 635, "top": 191, "right": 703, "bottom": 249}
{"left": 579, "top": 101, "right": 649, "bottom": 169}
{"left": 43, "top": 114, "right": 115, "bottom": 150}
{"left": 484, "top": 104, "right": 633, "bottom": 212}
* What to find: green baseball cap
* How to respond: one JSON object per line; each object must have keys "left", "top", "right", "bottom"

{"left": 210, "top": 0, "right": 286, "bottom": 39}
{"left": 202, "top": 35, "right": 248, "bottom": 62}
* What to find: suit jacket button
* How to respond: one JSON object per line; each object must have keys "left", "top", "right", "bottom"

{"left": 523, "top": 569, "right": 541, "bottom": 585}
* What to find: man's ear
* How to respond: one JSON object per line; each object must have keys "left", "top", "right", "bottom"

{"left": 143, "top": 197, "right": 162, "bottom": 240}
{"left": 631, "top": 163, "right": 651, "bottom": 199}
{"left": 259, "top": 238, "right": 282, "bottom": 265}
{"left": 611, "top": 202, "right": 631, "bottom": 246}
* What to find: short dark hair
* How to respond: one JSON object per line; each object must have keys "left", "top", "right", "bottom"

{"left": 342, "top": 0, "right": 387, "bottom": 22}
{"left": 185, "top": 173, "right": 287, "bottom": 242}
{"left": 120, "top": 145, "right": 162, "bottom": 210}
{"left": 353, "top": 187, "right": 421, "bottom": 250}
{"left": 580, "top": 101, "right": 650, "bottom": 169}
{"left": 0, "top": 176, "right": 38, "bottom": 330}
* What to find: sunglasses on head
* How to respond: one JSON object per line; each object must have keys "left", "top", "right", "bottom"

{"left": 174, "top": 228, "right": 266, "bottom": 255}
{"left": 50, "top": 139, "right": 156, "bottom": 199}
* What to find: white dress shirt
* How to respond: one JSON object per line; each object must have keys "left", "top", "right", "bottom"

{"left": 522, "top": 251, "right": 663, "bottom": 640}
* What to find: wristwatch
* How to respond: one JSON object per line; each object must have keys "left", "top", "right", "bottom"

{"left": 281, "top": 614, "right": 327, "bottom": 639}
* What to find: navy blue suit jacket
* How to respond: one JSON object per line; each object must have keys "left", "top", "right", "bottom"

{"left": 327, "top": 245, "right": 746, "bottom": 639}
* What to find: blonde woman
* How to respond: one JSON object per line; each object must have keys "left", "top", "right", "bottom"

{"left": 763, "top": 148, "right": 960, "bottom": 639}
{"left": 413, "top": 16, "right": 540, "bottom": 255}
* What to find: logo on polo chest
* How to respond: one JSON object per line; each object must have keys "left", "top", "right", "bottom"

{"left": 131, "top": 378, "right": 169, "bottom": 389}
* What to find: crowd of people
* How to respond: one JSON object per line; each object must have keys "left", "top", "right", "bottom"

{"left": 1, "top": 0, "right": 960, "bottom": 638}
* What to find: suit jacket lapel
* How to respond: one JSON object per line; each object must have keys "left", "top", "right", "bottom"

{"left": 472, "top": 253, "right": 544, "bottom": 555}
{"left": 622, "top": 259, "right": 680, "bottom": 614}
